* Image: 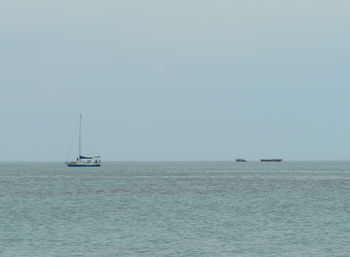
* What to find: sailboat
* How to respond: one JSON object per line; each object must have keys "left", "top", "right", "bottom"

{"left": 65, "top": 114, "right": 101, "bottom": 167}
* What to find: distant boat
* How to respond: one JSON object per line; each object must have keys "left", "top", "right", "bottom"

{"left": 260, "top": 159, "right": 282, "bottom": 162}
{"left": 235, "top": 158, "right": 247, "bottom": 162}
{"left": 65, "top": 114, "right": 101, "bottom": 167}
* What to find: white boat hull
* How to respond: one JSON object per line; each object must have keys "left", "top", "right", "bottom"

{"left": 66, "top": 162, "right": 101, "bottom": 167}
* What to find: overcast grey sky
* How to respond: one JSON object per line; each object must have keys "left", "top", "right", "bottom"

{"left": 1, "top": 0, "right": 350, "bottom": 161}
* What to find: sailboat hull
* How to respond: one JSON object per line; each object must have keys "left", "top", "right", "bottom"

{"left": 66, "top": 162, "right": 101, "bottom": 167}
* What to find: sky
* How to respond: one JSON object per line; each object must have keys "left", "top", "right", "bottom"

{"left": 1, "top": 0, "right": 350, "bottom": 161}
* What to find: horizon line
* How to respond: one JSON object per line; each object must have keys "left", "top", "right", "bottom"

{"left": 1, "top": 160, "right": 350, "bottom": 163}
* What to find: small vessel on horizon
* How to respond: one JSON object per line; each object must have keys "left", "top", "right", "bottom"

{"left": 260, "top": 159, "right": 282, "bottom": 162}
{"left": 235, "top": 158, "right": 247, "bottom": 162}
{"left": 65, "top": 114, "right": 101, "bottom": 167}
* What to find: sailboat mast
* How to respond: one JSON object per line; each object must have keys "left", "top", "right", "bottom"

{"left": 79, "top": 114, "right": 82, "bottom": 161}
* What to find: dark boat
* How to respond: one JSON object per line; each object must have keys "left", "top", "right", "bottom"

{"left": 260, "top": 159, "right": 282, "bottom": 162}
{"left": 235, "top": 158, "right": 247, "bottom": 162}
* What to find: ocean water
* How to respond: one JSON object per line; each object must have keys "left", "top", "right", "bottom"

{"left": 1, "top": 161, "right": 350, "bottom": 256}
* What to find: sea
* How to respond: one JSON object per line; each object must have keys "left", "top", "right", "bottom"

{"left": 1, "top": 161, "right": 350, "bottom": 256}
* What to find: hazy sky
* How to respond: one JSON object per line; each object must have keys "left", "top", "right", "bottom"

{"left": 1, "top": 0, "right": 350, "bottom": 161}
